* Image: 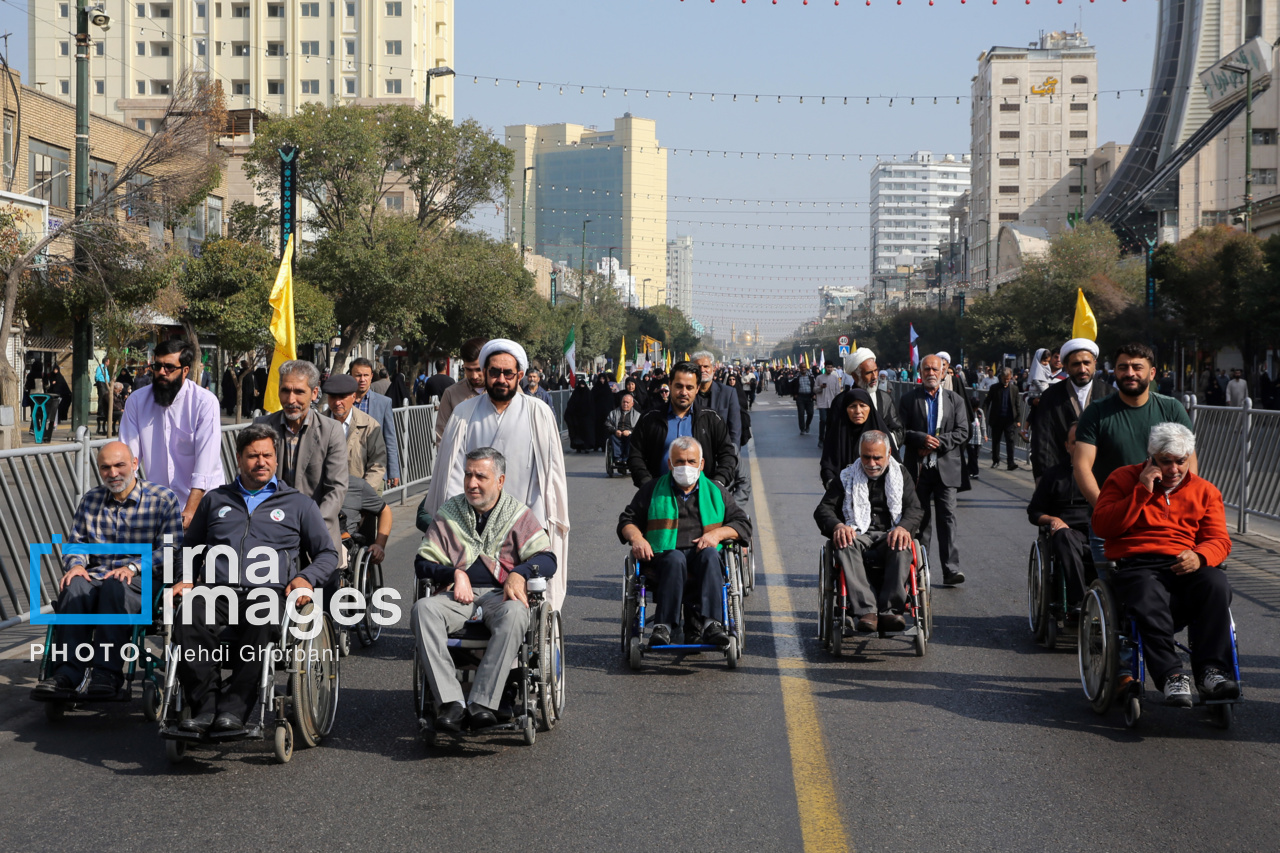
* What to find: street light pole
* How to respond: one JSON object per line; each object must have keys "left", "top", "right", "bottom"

{"left": 975, "top": 217, "right": 991, "bottom": 292}
{"left": 641, "top": 278, "right": 650, "bottom": 310}
{"left": 70, "top": 0, "right": 93, "bottom": 430}
{"left": 519, "top": 165, "right": 534, "bottom": 255}
{"left": 1223, "top": 62, "right": 1255, "bottom": 232}
{"left": 580, "top": 219, "right": 592, "bottom": 300}
{"left": 424, "top": 66, "right": 455, "bottom": 113}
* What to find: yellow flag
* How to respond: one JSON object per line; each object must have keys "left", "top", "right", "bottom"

{"left": 616, "top": 337, "right": 627, "bottom": 383}
{"left": 683, "top": 352, "right": 690, "bottom": 362}
{"left": 1072, "top": 287, "right": 1098, "bottom": 341}
{"left": 263, "top": 234, "right": 297, "bottom": 413}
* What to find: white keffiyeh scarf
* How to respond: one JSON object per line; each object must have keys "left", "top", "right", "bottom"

{"left": 840, "top": 460, "right": 904, "bottom": 535}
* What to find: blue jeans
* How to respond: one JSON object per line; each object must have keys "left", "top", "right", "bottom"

{"left": 610, "top": 434, "right": 630, "bottom": 462}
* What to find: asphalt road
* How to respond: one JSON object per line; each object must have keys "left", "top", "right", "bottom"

{"left": 3, "top": 392, "right": 1280, "bottom": 852}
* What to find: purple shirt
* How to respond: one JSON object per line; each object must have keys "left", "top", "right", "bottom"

{"left": 120, "top": 379, "right": 225, "bottom": 507}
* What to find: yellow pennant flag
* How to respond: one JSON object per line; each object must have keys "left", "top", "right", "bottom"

{"left": 263, "top": 234, "right": 297, "bottom": 413}
{"left": 1072, "top": 287, "right": 1098, "bottom": 341}
{"left": 616, "top": 337, "right": 627, "bottom": 383}
{"left": 683, "top": 352, "right": 690, "bottom": 362}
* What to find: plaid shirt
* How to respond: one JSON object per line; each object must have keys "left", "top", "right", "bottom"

{"left": 63, "top": 479, "right": 184, "bottom": 579}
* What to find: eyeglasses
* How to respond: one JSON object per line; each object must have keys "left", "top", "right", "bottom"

{"left": 487, "top": 367, "right": 519, "bottom": 380}
{"left": 151, "top": 362, "right": 184, "bottom": 374}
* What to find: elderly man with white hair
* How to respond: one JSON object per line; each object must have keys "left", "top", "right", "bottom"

{"left": 423, "top": 339, "right": 570, "bottom": 609}
{"left": 1029, "top": 337, "right": 1115, "bottom": 481}
{"left": 1092, "top": 422, "right": 1237, "bottom": 708}
{"left": 843, "top": 346, "right": 905, "bottom": 450}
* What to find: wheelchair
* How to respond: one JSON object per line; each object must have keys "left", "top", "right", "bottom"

{"left": 1078, "top": 577, "right": 1242, "bottom": 730}
{"left": 31, "top": 585, "right": 170, "bottom": 724}
{"left": 411, "top": 571, "right": 565, "bottom": 747}
{"left": 1027, "top": 524, "right": 1091, "bottom": 649}
{"left": 620, "top": 542, "right": 747, "bottom": 670}
{"left": 157, "top": 597, "right": 341, "bottom": 764}
{"left": 335, "top": 529, "right": 385, "bottom": 656}
{"left": 604, "top": 439, "right": 628, "bottom": 479}
{"left": 817, "top": 537, "right": 932, "bottom": 657}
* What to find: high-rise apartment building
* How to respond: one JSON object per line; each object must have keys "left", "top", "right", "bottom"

{"left": 30, "top": 0, "right": 454, "bottom": 131}
{"left": 869, "top": 151, "right": 971, "bottom": 274}
{"left": 505, "top": 115, "right": 667, "bottom": 307}
{"left": 968, "top": 31, "right": 1097, "bottom": 286}
{"left": 666, "top": 235, "right": 693, "bottom": 317}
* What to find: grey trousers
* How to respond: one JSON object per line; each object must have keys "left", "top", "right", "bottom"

{"left": 412, "top": 589, "right": 530, "bottom": 710}
{"left": 834, "top": 532, "right": 912, "bottom": 616}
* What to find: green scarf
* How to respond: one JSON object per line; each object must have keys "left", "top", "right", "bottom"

{"left": 644, "top": 472, "right": 726, "bottom": 553}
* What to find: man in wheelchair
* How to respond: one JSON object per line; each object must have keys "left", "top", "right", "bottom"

{"left": 171, "top": 424, "right": 339, "bottom": 734}
{"left": 412, "top": 447, "right": 556, "bottom": 733}
{"left": 604, "top": 393, "right": 641, "bottom": 472}
{"left": 813, "top": 429, "right": 923, "bottom": 633}
{"left": 1027, "top": 423, "right": 1094, "bottom": 605}
{"left": 1093, "top": 422, "right": 1236, "bottom": 708}
{"left": 617, "top": 437, "right": 752, "bottom": 648}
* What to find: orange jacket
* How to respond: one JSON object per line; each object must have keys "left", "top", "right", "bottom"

{"left": 1092, "top": 463, "right": 1232, "bottom": 567}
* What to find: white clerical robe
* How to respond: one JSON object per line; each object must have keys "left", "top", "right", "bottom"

{"left": 424, "top": 391, "right": 571, "bottom": 609}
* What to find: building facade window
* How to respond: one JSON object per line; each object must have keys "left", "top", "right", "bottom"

{"left": 95, "top": 80, "right": 105, "bottom": 94}
{"left": 385, "top": 40, "right": 401, "bottom": 55}
{"left": 1001, "top": 76, "right": 1018, "bottom": 85}
{"left": 268, "top": 80, "right": 285, "bottom": 95}
{"left": 1251, "top": 129, "right": 1276, "bottom": 145}
{"left": 232, "top": 42, "right": 250, "bottom": 56}
{"left": 207, "top": 196, "right": 224, "bottom": 237}
{"left": 267, "top": 3, "right": 285, "bottom": 15}
{"left": 1071, "top": 75, "right": 1089, "bottom": 85}
{"left": 136, "top": 80, "right": 146, "bottom": 94}
{"left": 196, "top": 2, "right": 206, "bottom": 16}
{"left": 233, "top": 81, "right": 250, "bottom": 95}
{"left": 1069, "top": 103, "right": 1089, "bottom": 111}
{"left": 300, "top": 2, "right": 320, "bottom": 16}
{"left": 383, "top": 192, "right": 404, "bottom": 211}
{"left": 267, "top": 42, "right": 284, "bottom": 56}
{"left": 1, "top": 115, "right": 13, "bottom": 181}
{"left": 301, "top": 79, "right": 320, "bottom": 94}
{"left": 60, "top": 3, "right": 69, "bottom": 16}
{"left": 385, "top": 1, "right": 402, "bottom": 14}
{"left": 301, "top": 41, "right": 320, "bottom": 55}
{"left": 998, "top": 158, "right": 1019, "bottom": 167}
{"left": 126, "top": 174, "right": 153, "bottom": 224}
{"left": 385, "top": 79, "right": 402, "bottom": 94}
{"left": 152, "top": 80, "right": 172, "bottom": 95}
{"left": 1069, "top": 130, "right": 1088, "bottom": 138}
{"left": 346, "top": 1, "right": 355, "bottom": 15}
{"left": 232, "top": 4, "right": 249, "bottom": 17}
{"left": 999, "top": 103, "right": 1019, "bottom": 112}
{"left": 344, "top": 39, "right": 356, "bottom": 55}
{"left": 29, "top": 140, "right": 70, "bottom": 208}
{"left": 344, "top": 78, "right": 356, "bottom": 94}
{"left": 998, "top": 212, "right": 1019, "bottom": 222}
{"left": 152, "top": 42, "right": 171, "bottom": 56}
{"left": 152, "top": 4, "right": 173, "bottom": 17}
{"left": 88, "top": 157, "right": 117, "bottom": 211}
{"left": 59, "top": 80, "right": 70, "bottom": 95}
{"left": 1252, "top": 168, "right": 1277, "bottom": 186}
{"left": 196, "top": 40, "right": 206, "bottom": 55}
{"left": 998, "top": 130, "right": 1020, "bottom": 139}
{"left": 998, "top": 185, "right": 1019, "bottom": 194}
{"left": 60, "top": 41, "right": 70, "bottom": 56}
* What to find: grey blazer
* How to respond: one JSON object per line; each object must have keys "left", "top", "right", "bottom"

{"left": 899, "top": 386, "right": 971, "bottom": 489}
{"left": 255, "top": 409, "right": 349, "bottom": 550}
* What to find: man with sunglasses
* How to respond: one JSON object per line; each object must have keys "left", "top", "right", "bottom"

{"left": 120, "top": 338, "right": 225, "bottom": 529}
{"left": 422, "top": 339, "right": 570, "bottom": 609}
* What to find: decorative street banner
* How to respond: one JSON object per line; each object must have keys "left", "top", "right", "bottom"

{"left": 279, "top": 144, "right": 298, "bottom": 256}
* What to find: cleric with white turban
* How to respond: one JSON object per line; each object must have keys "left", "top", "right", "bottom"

{"left": 478, "top": 339, "right": 529, "bottom": 373}
{"left": 1027, "top": 334, "right": 1113, "bottom": 477}
{"left": 1060, "top": 337, "right": 1099, "bottom": 363}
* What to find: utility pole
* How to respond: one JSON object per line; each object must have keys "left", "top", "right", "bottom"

{"left": 70, "top": 0, "right": 93, "bottom": 431}
{"left": 1077, "top": 161, "right": 1085, "bottom": 224}
{"left": 1222, "top": 61, "right": 1255, "bottom": 232}
{"left": 423, "top": 66, "right": 455, "bottom": 113}
{"left": 519, "top": 165, "right": 534, "bottom": 255}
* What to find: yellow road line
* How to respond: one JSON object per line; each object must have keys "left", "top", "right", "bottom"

{"left": 750, "top": 450, "right": 852, "bottom": 853}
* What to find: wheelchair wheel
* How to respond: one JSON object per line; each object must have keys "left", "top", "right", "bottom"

{"left": 726, "top": 636, "right": 739, "bottom": 670}
{"left": 727, "top": 547, "right": 746, "bottom": 655}
{"left": 621, "top": 562, "right": 639, "bottom": 657}
{"left": 1212, "top": 703, "right": 1234, "bottom": 730}
{"left": 1124, "top": 695, "right": 1142, "bottom": 729}
{"left": 273, "top": 721, "right": 294, "bottom": 764}
{"left": 290, "top": 611, "right": 340, "bottom": 747}
{"left": 142, "top": 681, "right": 161, "bottom": 722}
{"left": 817, "top": 546, "right": 832, "bottom": 646}
{"left": 537, "top": 607, "right": 565, "bottom": 732}
{"left": 1079, "top": 580, "right": 1119, "bottom": 715}
{"left": 523, "top": 709, "right": 537, "bottom": 745}
{"left": 165, "top": 703, "right": 190, "bottom": 765}
{"left": 357, "top": 554, "right": 384, "bottom": 647}
{"left": 627, "top": 636, "right": 643, "bottom": 671}
{"left": 1028, "top": 540, "right": 1048, "bottom": 643}
{"left": 742, "top": 538, "right": 757, "bottom": 597}
{"left": 44, "top": 700, "right": 68, "bottom": 722}
{"left": 1044, "top": 610, "right": 1060, "bottom": 650}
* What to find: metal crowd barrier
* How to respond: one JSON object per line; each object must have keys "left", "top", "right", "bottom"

{"left": 0, "top": 388, "right": 574, "bottom": 631}
{"left": 1185, "top": 396, "right": 1280, "bottom": 533}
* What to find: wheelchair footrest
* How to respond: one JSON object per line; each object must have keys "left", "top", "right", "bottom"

{"left": 31, "top": 687, "right": 132, "bottom": 703}
{"left": 419, "top": 717, "right": 530, "bottom": 738}
{"left": 160, "top": 725, "right": 262, "bottom": 743}
{"left": 647, "top": 643, "right": 721, "bottom": 652}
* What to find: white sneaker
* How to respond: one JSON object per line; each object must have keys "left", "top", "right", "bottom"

{"left": 1199, "top": 668, "right": 1240, "bottom": 700}
{"left": 1163, "top": 673, "right": 1193, "bottom": 708}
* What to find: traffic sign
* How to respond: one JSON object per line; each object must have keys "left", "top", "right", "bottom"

{"left": 838, "top": 345, "right": 851, "bottom": 358}
{"left": 838, "top": 335, "right": 850, "bottom": 347}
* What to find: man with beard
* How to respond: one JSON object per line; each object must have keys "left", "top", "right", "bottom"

{"left": 120, "top": 338, "right": 225, "bottom": 529}
{"left": 844, "top": 347, "right": 905, "bottom": 450}
{"left": 1030, "top": 338, "right": 1114, "bottom": 480}
{"left": 435, "top": 337, "right": 488, "bottom": 444}
{"left": 254, "top": 359, "right": 349, "bottom": 553}
{"left": 32, "top": 442, "right": 183, "bottom": 699}
{"left": 423, "top": 340, "right": 570, "bottom": 609}
{"left": 1074, "top": 343, "right": 1195, "bottom": 510}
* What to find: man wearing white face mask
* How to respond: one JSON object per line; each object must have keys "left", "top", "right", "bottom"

{"left": 617, "top": 437, "right": 752, "bottom": 648}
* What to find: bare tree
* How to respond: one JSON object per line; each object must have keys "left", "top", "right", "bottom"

{"left": 0, "top": 71, "right": 226, "bottom": 412}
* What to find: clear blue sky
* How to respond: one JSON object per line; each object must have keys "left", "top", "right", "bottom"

{"left": 0, "top": 0, "right": 1159, "bottom": 338}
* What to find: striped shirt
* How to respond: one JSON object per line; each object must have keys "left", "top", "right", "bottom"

{"left": 63, "top": 479, "right": 184, "bottom": 579}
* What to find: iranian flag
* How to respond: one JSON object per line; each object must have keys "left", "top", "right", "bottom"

{"left": 564, "top": 326, "right": 577, "bottom": 387}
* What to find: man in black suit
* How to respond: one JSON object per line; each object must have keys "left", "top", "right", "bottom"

{"left": 899, "top": 354, "right": 970, "bottom": 585}
{"left": 982, "top": 367, "right": 1024, "bottom": 471}
{"left": 1029, "top": 338, "right": 1113, "bottom": 480}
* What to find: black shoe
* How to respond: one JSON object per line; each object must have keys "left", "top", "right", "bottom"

{"left": 181, "top": 711, "right": 215, "bottom": 733}
{"left": 84, "top": 671, "right": 120, "bottom": 699}
{"left": 496, "top": 682, "right": 518, "bottom": 722}
{"left": 466, "top": 703, "right": 498, "bottom": 730}
{"left": 879, "top": 612, "right": 907, "bottom": 632}
{"left": 212, "top": 713, "right": 243, "bottom": 732}
{"left": 434, "top": 701, "right": 466, "bottom": 733}
{"left": 647, "top": 624, "right": 672, "bottom": 649}
{"left": 33, "top": 673, "right": 75, "bottom": 697}
{"left": 942, "top": 570, "right": 966, "bottom": 585}
{"left": 971, "top": 471, "right": 980, "bottom": 479}
{"left": 701, "top": 621, "right": 731, "bottom": 647}
{"left": 1007, "top": 464, "right": 1019, "bottom": 471}
{"left": 991, "top": 460, "right": 1000, "bottom": 468}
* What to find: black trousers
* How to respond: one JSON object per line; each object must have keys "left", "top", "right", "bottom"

{"left": 1048, "top": 527, "right": 1094, "bottom": 604}
{"left": 53, "top": 575, "right": 142, "bottom": 684}
{"left": 174, "top": 589, "right": 279, "bottom": 719}
{"left": 1110, "top": 560, "right": 1234, "bottom": 686}
{"left": 965, "top": 443, "right": 981, "bottom": 476}
{"left": 646, "top": 547, "right": 724, "bottom": 636}
{"left": 915, "top": 466, "right": 960, "bottom": 576}
{"left": 796, "top": 396, "right": 814, "bottom": 432}
{"left": 990, "top": 417, "right": 1017, "bottom": 464}
{"left": 834, "top": 532, "right": 912, "bottom": 615}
